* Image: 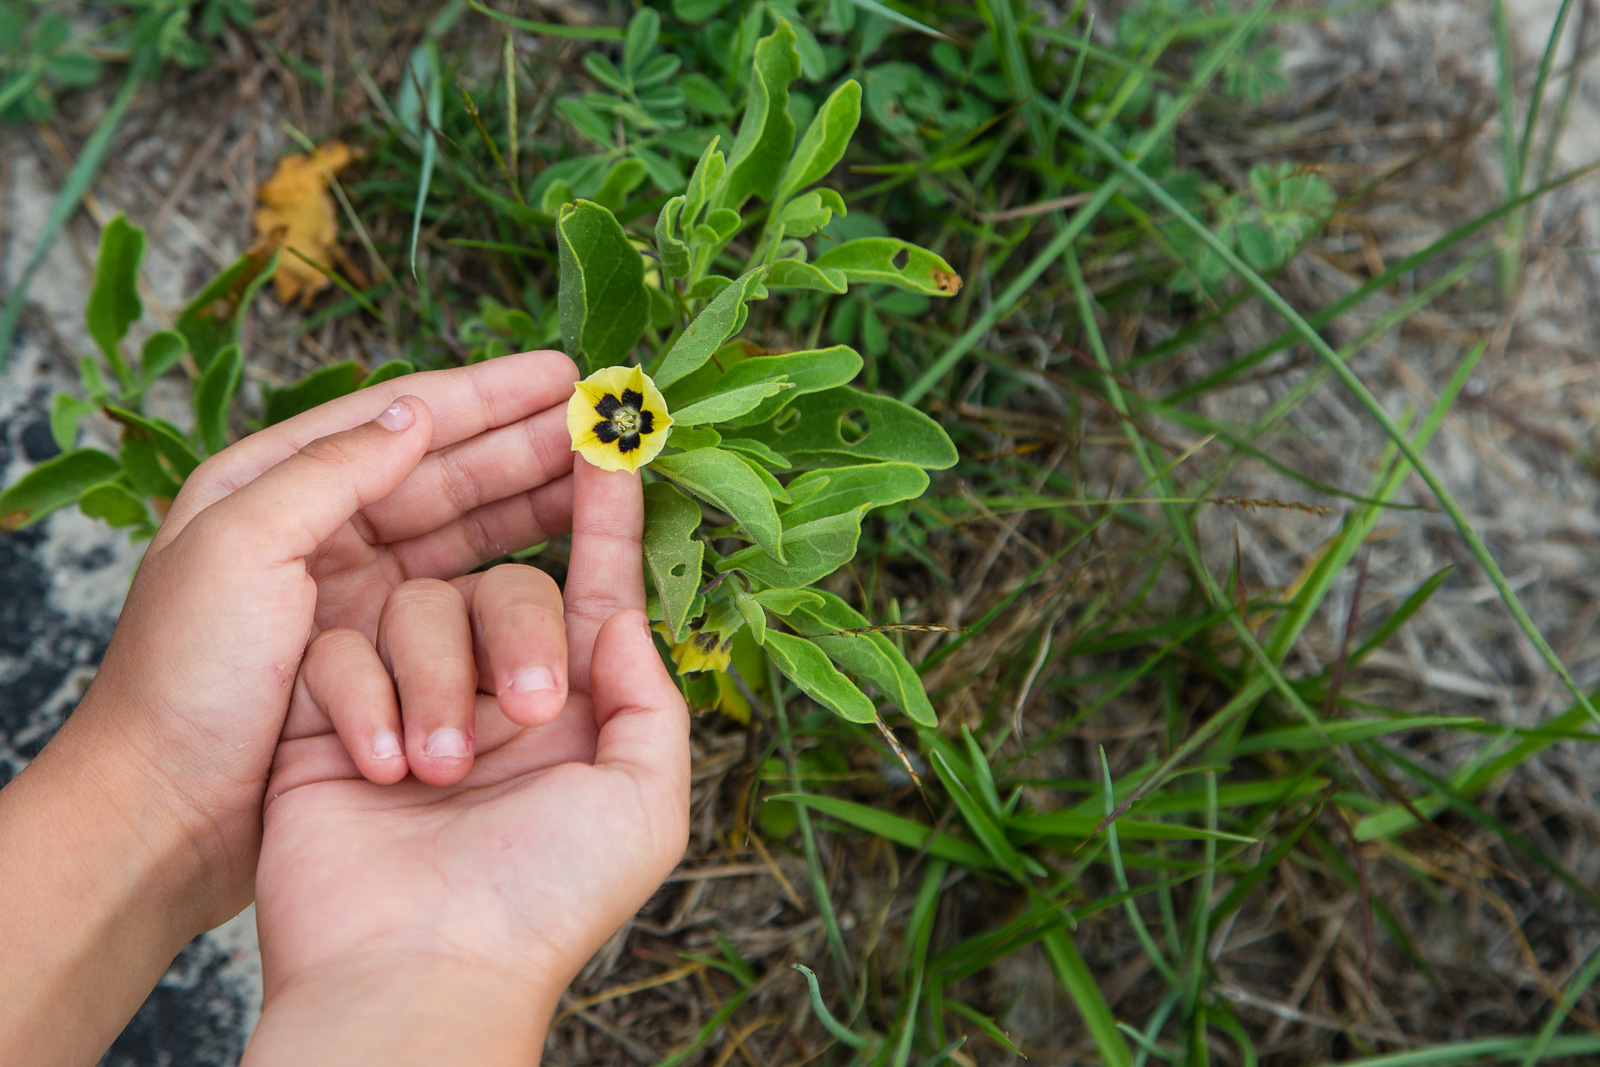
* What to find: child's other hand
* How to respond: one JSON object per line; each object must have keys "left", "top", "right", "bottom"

{"left": 242, "top": 460, "right": 689, "bottom": 1064}
{"left": 68, "top": 351, "right": 579, "bottom": 929}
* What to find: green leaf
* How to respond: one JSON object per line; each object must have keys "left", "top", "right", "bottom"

{"left": 362, "top": 360, "right": 415, "bottom": 387}
{"left": 557, "top": 200, "right": 651, "bottom": 372}
{"left": 262, "top": 361, "right": 366, "bottom": 426}
{"left": 734, "top": 591, "right": 768, "bottom": 644}
{"left": 681, "top": 72, "right": 733, "bottom": 116}
{"left": 706, "top": 344, "right": 863, "bottom": 426}
{"left": 775, "top": 189, "right": 846, "bottom": 238}
{"left": 812, "top": 237, "right": 963, "bottom": 296}
{"left": 774, "top": 793, "right": 995, "bottom": 869}
{"left": 931, "top": 750, "right": 1031, "bottom": 880}
{"left": 720, "top": 21, "right": 802, "bottom": 209}
{"left": 104, "top": 406, "right": 201, "bottom": 482}
{"left": 397, "top": 43, "right": 442, "bottom": 281}
{"left": 592, "top": 157, "right": 649, "bottom": 212}
{"left": 775, "top": 80, "right": 861, "bottom": 206}
{"left": 177, "top": 248, "right": 278, "bottom": 372}
{"left": 767, "top": 259, "right": 847, "bottom": 293}
{"left": 734, "top": 386, "right": 957, "bottom": 468}
{"left": 0, "top": 448, "right": 120, "bottom": 531}
{"left": 729, "top": 448, "right": 791, "bottom": 504}
{"left": 655, "top": 196, "right": 691, "bottom": 279}
{"left": 49, "top": 393, "right": 96, "bottom": 451}
{"left": 79, "top": 482, "right": 150, "bottom": 530}
{"left": 717, "top": 506, "right": 865, "bottom": 586}
{"left": 652, "top": 447, "right": 785, "bottom": 562}
{"left": 623, "top": 6, "right": 660, "bottom": 77}
{"left": 196, "top": 343, "right": 244, "bottom": 455}
{"left": 671, "top": 381, "right": 793, "bottom": 425}
{"left": 720, "top": 437, "right": 790, "bottom": 468}
{"left": 787, "top": 590, "right": 936, "bottom": 726}
{"left": 668, "top": 424, "right": 722, "bottom": 451}
{"left": 643, "top": 482, "right": 705, "bottom": 643}
{"left": 764, "top": 630, "right": 876, "bottom": 722}
{"left": 682, "top": 136, "right": 726, "bottom": 224}
{"left": 652, "top": 267, "right": 767, "bottom": 389}
{"left": 752, "top": 588, "right": 825, "bottom": 614}
{"left": 138, "top": 330, "right": 187, "bottom": 388}
{"left": 779, "top": 462, "right": 929, "bottom": 525}
{"left": 85, "top": 214, "right": 145, "bottom": 384}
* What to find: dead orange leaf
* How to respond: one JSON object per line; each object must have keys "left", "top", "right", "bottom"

{"left": 252, "top": 141, "right": 361, "bottom": 307}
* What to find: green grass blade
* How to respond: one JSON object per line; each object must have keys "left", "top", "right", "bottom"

{"left": 1043, "top": 928, "right": 1134, "bottom": 1067}
{"left": 0, "top": 52, "right": 153, "bottom": 367}
{"left": 1053, "top": 106, "right": 1600, "bottom": 731}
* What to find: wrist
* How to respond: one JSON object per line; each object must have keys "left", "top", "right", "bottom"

{"left": 245, "top": 950, "right": 561, "bottom": 1066}
{"left": 0, "top": 708, "right": 213, "bottom": 1061}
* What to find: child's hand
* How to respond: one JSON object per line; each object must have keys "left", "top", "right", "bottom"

{"left": 68, "top": 351, "right": 580, "bottom": 922}
{"left": 242, "top": 459, "right": 689, "bottom": 1065}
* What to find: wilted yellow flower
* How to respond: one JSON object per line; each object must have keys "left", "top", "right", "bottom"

{"left": 567, "top": 364, "right": 673, "bottom": 473}
{"left": 654, "top": 621, "right": 732, "bottom": 674}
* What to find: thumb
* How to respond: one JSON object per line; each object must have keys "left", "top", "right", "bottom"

{"left": 590, "top": 609, "right": 691, "bottom": 828}
{"left": 198, "top": 396, "right": 434, "bottom": 563}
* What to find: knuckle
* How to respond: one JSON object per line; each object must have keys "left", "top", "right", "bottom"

{"left": 434, "top": 447, "right": 482, "bottom": 517}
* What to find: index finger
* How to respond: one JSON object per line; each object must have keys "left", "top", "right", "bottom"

{"left": 564, "top": 456, "right": 645, "bottom": 695}
{"left": 154, "top": 349, "right": 577, "bottom": 550}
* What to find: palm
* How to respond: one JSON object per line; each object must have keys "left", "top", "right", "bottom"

{"left": 253, "top": 458, "right": 689, "bottom": 997}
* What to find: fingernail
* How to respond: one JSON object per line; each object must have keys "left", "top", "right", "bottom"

{"left": 372, "top": 732, "right": 402, "bottom": 760}
{"left": 423, "top": 728, "right": 471, "bottom": 758}
{"left": 508, "top": 666, "right": 557, "bottom": 694}
{"left": 376, "top": 399, "right": 414, "bottom": 432}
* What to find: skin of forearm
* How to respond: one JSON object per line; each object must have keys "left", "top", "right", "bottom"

{"left": 0, "top": 711, "right": 212, "bottom": 1065}
{"left": 242, "top": 952, "right": 557, "bottom": 1066}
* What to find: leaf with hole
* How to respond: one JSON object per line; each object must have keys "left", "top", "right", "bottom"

{"left": 643, "top": 481, "right": 704, "bottom": 643}
{"left": 734, "top": 386, "right": 957, "bottom": 468}
{"left": 812, "top": 237, "right": 963, "bottom": 296}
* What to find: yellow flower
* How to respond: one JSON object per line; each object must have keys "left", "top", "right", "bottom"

{"left": 567, "top": 364, "right": 673, "bottom": 473}
{"left": 654, "top": 621, "right": 732, "bottom": 674}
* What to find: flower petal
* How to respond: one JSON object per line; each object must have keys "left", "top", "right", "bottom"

{"left": 567, "top": 364, "right": 675, "bottom": 473}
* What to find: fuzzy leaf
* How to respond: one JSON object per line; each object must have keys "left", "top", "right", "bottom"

{"left": 812, "top": 237, "right": 963, "bottom": 296}
{"left": 787, "top": 590, "right": 936, "bottom": 726}
{"left": 655, "top": 196, "right": 691, "bottom": 279}
{"left": 557, "top": 200, "right": 651, "bottom": 372}
{"left": 85, "top": 214, "right": 145, "bottom": 382}
{"left": 643, "top": 481, "right": 705, "bottom": 642}
{"left": 775, "top": 80, "right": 861, "bottom": 206}
{"left": 716, "top": 506, "right": 865, "bottom": 586}
{"left": 196, "top": 343, "right": 243, "bottom": 455}
{"left": 671, "top": 381, "right": 792, "bottom": 425}
{"left": 653, "top": 447, "right": 784, "bottom": 562}
{"left": 767, "top": 259, "right": 847, "bottom": 293}
{"left": 263, "top": 360, "right": 365, "bottom": 426}
{"left": 0, "top": 448, "right": 120, "bottom": 531}
{"left": 779, "top": 462, "right": 929, "bottom": 525}
{"left": 719, "top": 345, "right": 863, "bottom": 425}
{"left": 653, "top": 267, "right": 767, "bottom": 389}
{"left": 751, "top": 588, "right": 825, "bottom": 614}
{"left": 720, "top": 22, "right": 802, "bottom": 209}
{"left": 138, "top": 330, "right": 187, "bottom": 388}
{"left": 763, "top": 630, "right": 876, "bottom": 723}
{"left": 177, "top": 247, "right": 278, "bottom": 372}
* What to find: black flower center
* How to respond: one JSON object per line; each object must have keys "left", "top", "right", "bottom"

{"left": 593, "top": 389, "right": 655, "bottom": 453}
